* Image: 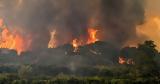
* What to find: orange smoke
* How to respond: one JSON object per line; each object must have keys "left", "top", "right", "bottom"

{"left": 136, "top": 16, "right": 160, "bottom": 50}
{"left": 0, "top": 18, "right": 28, "bottom": 55}
{"left": 48, "top": 29, "right": 57, "bottom": 48}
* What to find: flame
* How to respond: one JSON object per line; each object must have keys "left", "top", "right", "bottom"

{"left": 119, "top": 56, "right": 134, "bottom": 65}
{"left": 48, "top": 29, "right": 57, "bottom": 48}
{"left": 0, "top": 18, "right": 27, "bottom": 55}
{"left": 47, "top": 18, "right": 99, "bottom": 52}
{"left": 87, "top": 28, "right": 99, "bottom": 44}
{"left": 119, "top": 56, "right": 126, "bottom": 64}
{"left": 71, "top": 39, "right": 82, "bottom": 52}
{"left": 71, "top": 28, "right": 99, "bottom": 52}
{"left": 72, "top": 39, "right": 79, "bottom": 48}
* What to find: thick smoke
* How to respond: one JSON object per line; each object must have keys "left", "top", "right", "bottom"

{"left": 136, "top": 0, "right": 160, "bottom": 51}
{"left": 0, "top": 0, "right": 145, "bottom": 49}
{"left": 100, "top": 0, "right": 145, "bottom": 46}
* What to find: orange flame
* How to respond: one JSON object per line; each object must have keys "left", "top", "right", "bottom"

{"left": 87, "top": 28, "right": 99, "bottom": 44}
{"left": 119, "top": 56, "right": 126, "bottom": 64}
{"left": 71, "top": 28, "right": 99, "bottom": 52}
{"left": 119, "top": 56, "right": 134, "bottom": 65}
{"left": 72, "top": 39, "right": 79, "bottom": 52}
{"left": 72, "top": 39, "right": 79, "bottom": 48}
{"left": 0, "top": 18, "right": 27, "bottom": 55}
{"left": 71, "top": 38, "right": 83, "bottom": 52}
{"left": 48, "top": 29, "right": 57, "bottom": 48}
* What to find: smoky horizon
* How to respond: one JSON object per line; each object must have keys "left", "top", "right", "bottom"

{"left": 0, "top": 0, "right": 150, "bottom": 52}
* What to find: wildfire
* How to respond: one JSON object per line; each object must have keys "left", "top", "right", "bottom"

{"left": 119, "top": 56, "right": 134, "bottom": 65}
{"left": 47, "top": 19, "right": 99, "bottom": 52}
{"left": 119, "top": 56, "right": 126, "bottom": 64}
{"left": 0, "top": 18, "right": 26, "bottom": 55}
{"left": 71, "top": 39, "right": 82, "bottom": 52}
{"left": 71, "top": 28, "right": 99, "bottom": 52}
{"left": 48, "top": 29, "right": 57, "bottom": 48}
{"left": 87, "top": 28, "right": 99, "bottom": 44}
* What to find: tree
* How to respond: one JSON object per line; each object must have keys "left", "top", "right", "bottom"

{"left": 120, "top": 41, "right": 160, "bottom": 78}
{"left": 132, "top": 41, "right": 160, "bottom": 78}
{"left": 138, "top": 40, "right": 158, "bottom": 57}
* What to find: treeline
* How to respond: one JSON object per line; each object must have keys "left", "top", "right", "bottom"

{"left": 0, "top": 40, "right": 159, "bottom": 84}
{"left": 0, "top": 73, "right": 159, "bottom": 84}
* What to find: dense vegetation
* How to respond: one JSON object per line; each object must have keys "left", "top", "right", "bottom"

{"left": 0, "top": 41, "right": 159, "bottom": 84}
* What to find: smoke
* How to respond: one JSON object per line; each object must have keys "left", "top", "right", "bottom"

{"left": 134, "top": 0, "right": 160, "bottom": 51}
{"left": 0, "top": 0, "right": 145, "bottom": 49}
{"left": 145, "top": 0, "right": 160, "bottom": 16}
{"left": 3, "top": 0, "right": 160, "bottom": 69}
{"left": 100, "top": 0, "right": 145, "bottom": 46}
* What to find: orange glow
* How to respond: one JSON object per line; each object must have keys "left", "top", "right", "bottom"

{"left": 119, "top": 56, "right": 126, "bottom": 64}
{"left": 71, "top": 38, "right": 82, "bottom": 52}
{"left": 48, "top": 29, "right": 57, "bottom": 48}
{"left": 48, "top": 18, "right": 100, "bottom": 52}
{"left": 136, "top": 16, "right": 160, "bottom": 51}
{"left": 14, "top": 35, "right": 25, "bottom": 55}
{"left": 0, "top": 18, "right": 27, "bottom": 55}
{"left": 87, "top": 28, "right": 99, "bottom": 44}
{"left": 127, "top": 58, "right": 134, "bottom": 65}
{"left": 71, "top": 28, "right": 99, "bottom": 52}
{"left": 72, "top": 39, "right": 79, "bottom": 48}
{"left": 119, "top": 56, "right": 135, "bottom": 65}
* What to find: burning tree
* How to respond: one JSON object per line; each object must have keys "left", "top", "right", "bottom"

{"left": 0, "top": 18, "right": 30, "bottom": 55}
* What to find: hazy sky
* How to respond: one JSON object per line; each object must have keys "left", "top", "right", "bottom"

{"left": 146, "top": 0, "right": 160, "bottom": 16}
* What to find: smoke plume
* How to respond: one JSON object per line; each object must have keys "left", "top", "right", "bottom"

{"left": 0, "top": 0, "right": 145, "bottom": 50}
